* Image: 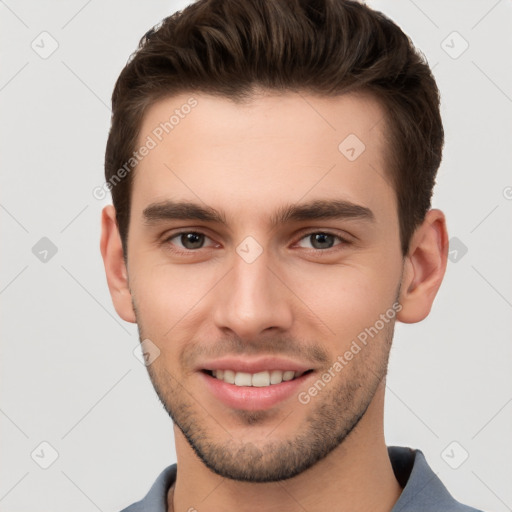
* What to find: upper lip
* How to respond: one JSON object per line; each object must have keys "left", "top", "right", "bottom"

{"left": 198, "top": 356, "right": 314, "bottom": 374}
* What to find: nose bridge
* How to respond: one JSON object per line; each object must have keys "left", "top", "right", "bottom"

{"left": 213, "top": 248, "right": 292, "bottom": 337}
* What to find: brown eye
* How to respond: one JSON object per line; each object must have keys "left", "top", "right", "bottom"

{"left": 166, "top": 232, "right": 212, "bottom": 250}
{"left": 180, "top": 232, "right": 204, "bottom": 249}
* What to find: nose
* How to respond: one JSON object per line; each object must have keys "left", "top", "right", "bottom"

{"left": 212, "top": 249, "right": 294, "bottom": 339}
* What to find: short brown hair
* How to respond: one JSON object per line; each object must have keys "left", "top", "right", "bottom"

{"left": 104, "top": 0, "right": 443, "bottom": 257}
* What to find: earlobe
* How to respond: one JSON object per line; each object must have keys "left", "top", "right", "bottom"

{"left": 396, "top": 209, "right": 449, "bottom": 324}
{"left": 100, "top": 205, "right": 137, "bottom": 323}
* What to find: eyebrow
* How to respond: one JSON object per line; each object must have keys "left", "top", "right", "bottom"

{"left": 142, "top": 199, "right": 374, "bottom": 227}
{"left": 271, "top": 199, "right": 374, "bottom": 226}
{"left": 143, "top": 201, "right": 227, "bottom": 225}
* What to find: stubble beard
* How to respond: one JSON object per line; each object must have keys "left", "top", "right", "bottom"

{"left": 141, "top": 321, "right": 394, "bottom": 483}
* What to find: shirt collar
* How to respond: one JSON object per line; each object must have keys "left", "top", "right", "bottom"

{"left": 122, "top": 446, "right": 482, "bottom": 512}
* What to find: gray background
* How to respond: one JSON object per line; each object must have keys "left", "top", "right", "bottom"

{"left": 1, "top": 1, "right": 511, "bottom": 510}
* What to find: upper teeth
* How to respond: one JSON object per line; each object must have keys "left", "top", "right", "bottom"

{"left": 211, "top": 369, "right": 301, "bottom": 387}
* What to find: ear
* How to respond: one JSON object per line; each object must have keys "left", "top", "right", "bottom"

{"left": 396, "top": 209, "right": 449, "bottom": 323}
{"left": 100, "top": 205, "right": 136, "bottom": 323}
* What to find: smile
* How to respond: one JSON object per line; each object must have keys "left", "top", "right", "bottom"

{"left": 204, "top": 369, "right": 313, "bottom": 387}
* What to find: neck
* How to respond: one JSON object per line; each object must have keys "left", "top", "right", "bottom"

{"left": 169, "top": 381, "right": 402, "bottom": 512}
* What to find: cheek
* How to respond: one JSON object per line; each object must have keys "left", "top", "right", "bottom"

{"left": 130, "top": 256, "right": 218, "bottom": 338}
{"left": 287, "top": 260, "right": 399, "bottom": 344}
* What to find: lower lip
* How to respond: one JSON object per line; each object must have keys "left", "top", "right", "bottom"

{"left": 199, "top": 371, "right": 314, "bottom": 411}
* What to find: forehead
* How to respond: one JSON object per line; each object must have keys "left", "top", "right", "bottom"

{"left": 131, "top": 90, "right": 395, "bottom": 225}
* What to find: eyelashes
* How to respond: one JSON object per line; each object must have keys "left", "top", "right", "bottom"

{"left": 295, "top": 232, "right": 347, "bottom": 250}
{"left": 162, "top": 230, "right": 351, "bottom": 255}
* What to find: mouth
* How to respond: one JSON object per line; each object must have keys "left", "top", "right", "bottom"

{"left": 199, "top": 366, "right": 316, "bottom": 411}
{"left": 201, "top": 368, "right": 314, "bottom": 387}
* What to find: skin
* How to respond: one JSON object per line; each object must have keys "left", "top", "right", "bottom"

{"left": 101, "top": 90, "right": 448, "bottom": 512}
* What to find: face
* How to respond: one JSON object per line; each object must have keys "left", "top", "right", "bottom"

{"left": 124, "top": 90, "right": 405, "bottom": 482}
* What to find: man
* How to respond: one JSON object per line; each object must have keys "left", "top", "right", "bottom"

{"left": 100, "top": 0, "right": 484, "bottom": 511}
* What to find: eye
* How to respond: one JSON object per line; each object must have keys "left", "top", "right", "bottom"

{"left": 165, "top": 231, "right": 215, "bottom": 250}
{"left": 297, "top": 232, "right": 345, "bottom": 250}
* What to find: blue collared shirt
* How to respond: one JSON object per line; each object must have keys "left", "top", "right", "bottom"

{"left": 120, "top": 446, "right": 485, "bottom": 512}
